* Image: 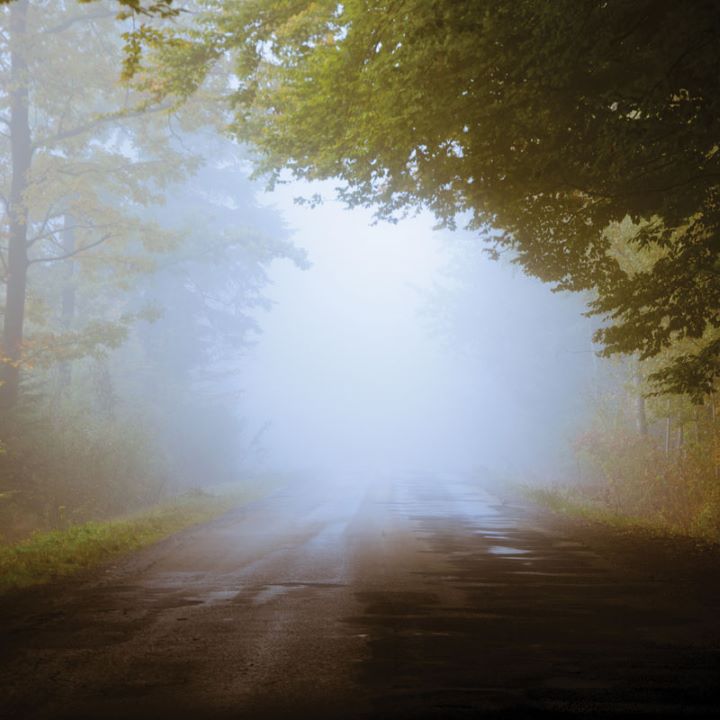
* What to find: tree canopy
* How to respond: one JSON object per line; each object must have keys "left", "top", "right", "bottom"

{"left": 158, "top": 0, "right": 720, "bottom": 398}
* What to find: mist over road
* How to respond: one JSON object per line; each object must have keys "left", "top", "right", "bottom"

{"left": 1, "top": 474, "right": 718, "bottom": 719}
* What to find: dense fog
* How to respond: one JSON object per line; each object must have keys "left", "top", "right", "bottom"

{"left": 238, "top": 180, "right": 598, "bottom": 484}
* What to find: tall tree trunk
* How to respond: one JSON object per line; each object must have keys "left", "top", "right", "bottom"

{"left": 712, "top": 394, "right": 719, "bottom": 480}
{"left": 634, "top": 361, "right": 648, "bottom": 437}
{"left": 1, "top": 0, "right": 32, "bottom": 410}
{"left": 57, "top": 213, "right": 76, "bottom": 387}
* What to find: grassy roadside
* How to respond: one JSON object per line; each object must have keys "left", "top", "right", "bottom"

{"left": 521, "top": 486, "right": 674, "bottom": 534}
{"left": 0, "top": 483, "right": 274, "bottom": 594}
{"left": 522, "top": 484, "right": 720, "bottom": 547}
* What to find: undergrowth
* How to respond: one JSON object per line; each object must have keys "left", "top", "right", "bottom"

{"left": 0, "top": 398, "right": 170, "bottom": 542}
{"left": 524, "top": 382, "right": 720, "bottom": 544}
{"left": 522, "top": 485, "right": 689, "bottom": 537}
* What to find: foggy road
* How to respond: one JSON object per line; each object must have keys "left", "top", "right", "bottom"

{"left": 1, "top": 474, "right": 719, "bottom": 720}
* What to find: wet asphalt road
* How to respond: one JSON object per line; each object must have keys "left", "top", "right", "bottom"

{"left": 1, "top": 473, "right": 719, "bottom": 720}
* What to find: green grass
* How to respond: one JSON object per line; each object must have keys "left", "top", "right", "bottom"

{"left": 0, "top": 483, "right": 272, "bottom": 594}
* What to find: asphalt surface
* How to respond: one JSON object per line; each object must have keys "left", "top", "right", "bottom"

{"left": 1, "top": 473, "right": 719, "bottom": 719}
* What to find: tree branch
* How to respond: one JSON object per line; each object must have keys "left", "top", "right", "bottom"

{"left": 26, "top": 202, "right": 62, "bottom": 248}
{"left": 28, "top": 222, "right": 116, "bottom": 248}
{"left": 32, "top": 101, "right": 172, "bottom": 151}
{"left": 28, "top": 233, "right": 113, "bottom": 264}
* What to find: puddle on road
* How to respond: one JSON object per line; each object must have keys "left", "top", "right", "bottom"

{"left": 202, "top": 590, "right": 241, "bottom": 605}
{"left": 252, "top": 581, "right": 345, "bottom": 605}
{"left": 508, "top": 570, "right": 602, "bottom": 577}
{"left": 252, "top": 584, "right": 297, "bottom": 604}
{"left": 488, "top": 546, "right": 530, "bottom": 556}
{"left": 475, "top": 531, "right": 510, "bottom": 539}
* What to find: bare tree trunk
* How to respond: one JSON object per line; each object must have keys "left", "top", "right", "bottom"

{"left": 634, "top": 361, "right": 648, "bottom": 437}
{"left": 711, "top": 394, "right": 719, "bottom": 480}
{"left": 0, "top": 0, "right": 31, "bottom": 410}
{"left": 57, "top": 213, "right": 76, "bottom": 387}
{"left": 93, "top": 358, "right": 116, "bottom": 420}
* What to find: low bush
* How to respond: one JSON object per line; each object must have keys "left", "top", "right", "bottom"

{"left": 532, "top": 393, "right": 720, "bottom": 543}
{"left": 0, "top": 399, "right": 170, "bottom": 543}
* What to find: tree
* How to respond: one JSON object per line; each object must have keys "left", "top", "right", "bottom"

{"left": 0, "top": 4, "right": 307, "bottom": 527}
{"left": 0, "top": 0, "right": 194, "bottom": 408}
{"left": 158, "top": 0, "right": 720, "bottom": 398}
{"left": 121, "top": 132, "right": 307, "bottom": 482}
